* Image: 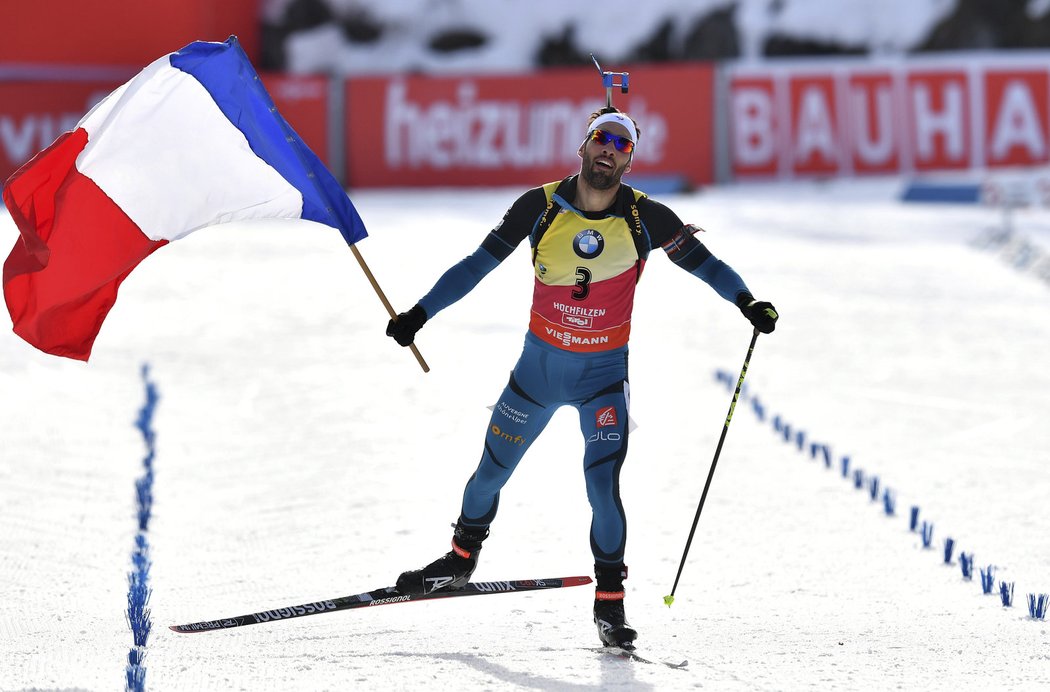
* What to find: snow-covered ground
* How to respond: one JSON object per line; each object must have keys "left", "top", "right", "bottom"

{"left": 2, "top": 177, "right": 1049, "bottom": 690}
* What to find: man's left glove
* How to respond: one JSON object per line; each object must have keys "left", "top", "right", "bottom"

{"left": 386, "top": 304, "right": 428, "bottom": 346}
{"left": 736, "top": 294, "right": 779, "bottom": 334}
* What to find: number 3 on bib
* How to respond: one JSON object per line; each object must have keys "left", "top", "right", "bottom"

{"left": 573, "top": 266, "right": 592, "bottom": 300}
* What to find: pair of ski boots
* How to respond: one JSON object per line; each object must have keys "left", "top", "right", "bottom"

{"left": 395, "top": 522, "right": 637, "bottom": 649}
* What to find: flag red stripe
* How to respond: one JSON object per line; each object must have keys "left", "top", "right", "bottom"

{"left": 3, "top": 128, "right": 166, "bottom": 361}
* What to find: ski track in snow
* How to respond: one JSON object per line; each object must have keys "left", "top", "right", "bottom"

{"left": 1, "top": 179, "right": 1048, "bottom": 690}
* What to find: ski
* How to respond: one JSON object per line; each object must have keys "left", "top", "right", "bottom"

{"left": 593, "top": 645, "right": 689, "bottom": 669}
{"left": 170, "top": 576, "right": 592, "bottom": 633}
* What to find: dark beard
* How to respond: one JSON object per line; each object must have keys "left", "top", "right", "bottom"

{"left": 581, "top": 154, "right": 623, "bottom": 190}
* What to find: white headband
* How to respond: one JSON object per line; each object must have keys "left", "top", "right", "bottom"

{"left": 588, "top": 112, "right": 638, "bottom": 144}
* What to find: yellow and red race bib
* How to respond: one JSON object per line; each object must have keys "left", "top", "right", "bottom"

{"left": 529, "top": 200, "right": 644, "bottom": 352}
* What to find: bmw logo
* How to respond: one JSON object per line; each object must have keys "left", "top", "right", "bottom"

{"left": 573, "top": 229, "right": 604, "bottom": 259}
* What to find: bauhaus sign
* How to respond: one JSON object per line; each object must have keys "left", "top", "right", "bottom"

{"left": 728, "top": 56, "right": 1050, "bottom": 178}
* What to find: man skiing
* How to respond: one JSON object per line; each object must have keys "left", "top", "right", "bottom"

{"left": 386, "top": 106, "right": 778, "bottom": 649}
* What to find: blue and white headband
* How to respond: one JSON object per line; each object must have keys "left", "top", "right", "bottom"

{"left": 587, "top": 112, "right": 638, "bottom": 145}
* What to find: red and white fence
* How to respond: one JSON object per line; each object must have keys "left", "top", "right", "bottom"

{"left": 5, "top": 53, "right": 1050, "bottom": 188}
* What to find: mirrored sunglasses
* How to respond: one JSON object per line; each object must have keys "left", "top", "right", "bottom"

{"left": 588, "top": 128, "right": 635, "bottom": 155}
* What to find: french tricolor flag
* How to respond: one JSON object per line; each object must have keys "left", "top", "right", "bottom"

{"left": 2, "top": 37, "right": 367, "bottom": 361}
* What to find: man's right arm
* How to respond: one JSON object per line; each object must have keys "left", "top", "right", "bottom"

{"left": 386, "top": 187, "right": 546, "bottom": 346}
{"left": 417, "top": 186, "right": 544, "bottom": 317}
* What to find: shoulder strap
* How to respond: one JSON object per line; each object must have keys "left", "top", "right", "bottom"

{"left": 530, "top": 178, "right": 651, "bottom": 265}
{"left": 619, "top": 183, "right": 650, "bottom": 261}
{"left": 531, "top": 176, "right": 573, "bottom": 263}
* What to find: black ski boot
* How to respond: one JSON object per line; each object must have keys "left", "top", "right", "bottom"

{"left": 395, "top": 521, "right": 489, "bottom": 595}
{"left": 593, "top": 563, "right": 638, "bottom": 649}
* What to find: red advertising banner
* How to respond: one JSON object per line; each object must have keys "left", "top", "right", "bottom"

{"left": 846, "top": 72, "right": 900, "bottom": 174}
{"left": 260, "top": 74, "right": 330, "bottom": 167}
{"left": 730, "top": 76, "right": 779, "bottom": 177}
{"left": 345, "top": 64, "right": 715, "bottom": 189}
{"left": 727, "top": 55, "right": 1050, "bottom": 180}
{"left": 1, "top": 0, "right": 260, "bottom": 67}
{"left": 0, "top": 74, "right": 329, "bottom": 184}
{"left": 984, "top": 69, "right": 1049, "bottom": 168}
{"left": 788, "top": 75, "right": 840, "bottom": 175}
{"left": 907, "top": 69, "right": 971, "bottom": 172}
{"left": 0, "top": 81, "right": 120, "bottom": 184}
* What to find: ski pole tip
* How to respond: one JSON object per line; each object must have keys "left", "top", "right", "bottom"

{"left": 663, "top": 594, "right": 675, "bottom": 607}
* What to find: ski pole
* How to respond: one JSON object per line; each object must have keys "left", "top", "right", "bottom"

{"left": 664, "top": 328, "right": 760, "bottom": 606}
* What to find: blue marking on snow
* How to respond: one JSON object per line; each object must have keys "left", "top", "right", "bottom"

{"left": 126, "top": 364, "right": 159, "bottom": 692}
{"left": 712, "top": 367, "right": 1043, "bottom": 623}
{"left": 1028, "top": 593, "right": 1048, "bottom": 620}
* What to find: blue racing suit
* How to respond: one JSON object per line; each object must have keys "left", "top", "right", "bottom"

{"left": 415, "top": 175, "right": 750, "bottom": 567}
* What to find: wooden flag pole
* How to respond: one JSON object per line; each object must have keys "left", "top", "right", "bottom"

{"left": 349, "top": 243, "right": 430, "bottom": 373}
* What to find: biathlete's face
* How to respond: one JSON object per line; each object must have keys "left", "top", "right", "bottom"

{"left": 579, "top": 122, "right": 633, "bottom": 191}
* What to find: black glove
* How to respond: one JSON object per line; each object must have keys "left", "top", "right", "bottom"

{"left": 736, "top": 294, "right": 778, "bottom": 334}
{"left": 386, "top": 304, "right": 428, "bottom": 346}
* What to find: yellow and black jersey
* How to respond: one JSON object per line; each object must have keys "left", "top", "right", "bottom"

{"left": 480, "top": 176, "right": 713, "bottom": 352}
{"left": 417, "top": 175, "right": 748, "bottom": 353}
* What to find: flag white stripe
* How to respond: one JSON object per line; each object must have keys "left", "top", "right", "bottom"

{"left": 77, "top": 58, "right": 303, "bottom": 243}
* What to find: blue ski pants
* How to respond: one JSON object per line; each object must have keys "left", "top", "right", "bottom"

{"left": 459, "top": 332, "right": 630, "bottom": 567}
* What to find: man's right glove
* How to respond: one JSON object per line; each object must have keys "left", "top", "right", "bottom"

{"left": 736, "top": 294, "right": 779, "bottom": 334}
{"left": 386, "top": 304, "right": 428, "bottom": 346}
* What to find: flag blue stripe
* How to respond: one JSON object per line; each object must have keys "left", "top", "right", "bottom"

{"left": 168, "top": 37, "right": 367, "bottom": 244}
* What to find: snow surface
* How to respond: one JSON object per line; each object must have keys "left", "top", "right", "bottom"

{"left": 2, "top": 176, "right": 1049, "bottom": 690}
{"left": 278, "top": 0, "right": 958, "bottom": 74}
